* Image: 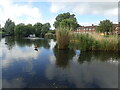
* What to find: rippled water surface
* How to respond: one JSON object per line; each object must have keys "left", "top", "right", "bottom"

{"left": 1, "top": 37, "right": 119, "bottom": 88}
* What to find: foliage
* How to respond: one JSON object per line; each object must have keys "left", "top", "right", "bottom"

{"left": 56, "top": 26, "right": 71, "bottom": 49}
{"left": 41, "top": 23, "right": 51, "bottom": 37}
{"left": 70, "top": 33, "right": 99, "bottom": 51}
{"left": 3, "top": 18, "right": 51, "bottom": 38}
{"left": 14, "top": 23, "right": 34, "bottom": 37}
{"left": 14, "top": 23, "right": 25, "bottom": 36}
{"left": 45, "top": 33, "right": 56, "bottom": 39}
{"left": 54, "top": 12, "right": 79, "bottom": 30}
{"left": 33, "top": 22, "right": 42, "bottom": 37}
{"left": 4, "top": 18, "right": 15, "bottom": 35}
{"left": 60, "top": 19, "right": 78, "bottom": 30}
{"left": 96, "top": 20, "right": 113, "bottom": 34}
{"left": 70, "top": 33, "right": 119, "bottom": 51}
{"left": 45, "top": 30, "right": 56, "bottom": 39}
{"left": 47, "top": 30, "right": 55, "bottom": 34}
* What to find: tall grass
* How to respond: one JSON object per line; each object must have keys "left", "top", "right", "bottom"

{"left": 69, "top": 33, "right": 120, "bottom": 51}
{"left": 56, "top": 27, "right": 71, "bottom": 49}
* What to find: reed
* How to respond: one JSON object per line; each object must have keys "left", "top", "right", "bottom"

{"left": 69, "top": 33, "right": 120, "bottom": 51}
{"left": 56, "top": 27, "right": 71, "bottom": 49}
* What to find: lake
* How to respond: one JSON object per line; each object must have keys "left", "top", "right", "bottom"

{"left": 0, "top": 37, "right": 119, "bottom": 88}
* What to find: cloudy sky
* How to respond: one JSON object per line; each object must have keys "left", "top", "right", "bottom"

{"left": 0, "top": 0, "right": 119, "bottom": 29}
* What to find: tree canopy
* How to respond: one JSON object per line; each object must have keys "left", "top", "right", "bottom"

{"left": 4, "top": 18, "right": 15, "bottom": 35}
{"left": 97, "top": 20, "right": 113, "bottom": 34}
{"left": 54, "top": 12, "right": 79, "bottom": 30}
{"left": 34, "top": 23, "right": 43, "bottom": 37}
{"left": 14, "top": 22, "right": 51, "bottom": 37}
{"left": 41, "top": 23, "right": 51, "bottom": 37}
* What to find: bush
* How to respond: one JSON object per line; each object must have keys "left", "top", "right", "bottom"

{"left": 45, "top": 33, "right": 56, "bottom": 39}
{"left": 47, "top": 30, "right": 56, "bottom": 34}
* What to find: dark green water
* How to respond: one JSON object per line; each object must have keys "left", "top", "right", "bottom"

{"left": 0, "top": 37, "right": 119, "bottom": 88}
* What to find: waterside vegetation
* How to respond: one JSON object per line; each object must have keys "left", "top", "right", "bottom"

{"left": 69, "top": 33, "right": 120, "bottom": 51}
{"left": 1, "top": 12, "right": 119, "bottom": 51}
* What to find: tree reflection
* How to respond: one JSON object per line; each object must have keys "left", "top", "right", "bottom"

{"left": 4, "top": 37, "right": 50, "bottom": 49}
{"left": 54, "top": 49, "right": 75, "bottom": 69}
{"left": 78, "top": 51, "right": 93, "bottom": 64}
{"left": 78, "top": 51, "right": 120, "bottom": 64}
{"left": 93, "top": 51, "right": 119, "bottom": 61}
{"left": 5, "top": 36, "right": 15, "bottom": 50}
{"left": 15, "top": 37, "right": 33, "bottom": 47}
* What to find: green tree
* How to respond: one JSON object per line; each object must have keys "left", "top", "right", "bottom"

{"left": 15, "top": 23, "right": 35, "bottom": 37}
{"left": 41, "top": 23, "right": 51, "bottom": 37}
{"left": 34, "top": 22, "right": 42, "bottom": 37}
{"left": 54, "top": 12, "right": 79, "bottom": 30}
{"left": 59, "top": 18, "right": 77, "bottom": 30}
{"left": 97, "top": 20, "right": 113, "bottom": 35}
{"left": 25, "top": 24, "right": 35, "bottom": 37}
{"left": 14, "top": 23, "right": 25, "bottom": 37}
{"left": 4, "top": 18, "right": 15, "bottom": 35}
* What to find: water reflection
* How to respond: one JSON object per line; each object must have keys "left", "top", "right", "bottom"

{"left": 4, "top": 37, "right": 50, "bottom": 49}
{"left": 1, "top": 37, "right": 119, "bottom": 88}
{"left": 78, "top": 51, "right": 119, "bottom": 64}
{"left": 54, "top": 49, "right": 75, "bottom": 68}
{"left": 5, "top": 37, "right": 15, "bottom": 50}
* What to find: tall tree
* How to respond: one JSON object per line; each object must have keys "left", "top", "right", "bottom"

{"left": 4, "top": 18, "right": 15, "bottom": 35}
{"left": 14, "top": 23, "right": 25, "bottom": 37}
{"left": 97, "top": 20, "right": 113, "bottom": 35}
{"left": 25, "top": 24, "right": 35, "bottom": 36}
{"left": 41, "top": 23, "right": 51, "bottom": 37}
{"left": 15, "top": 23, "right": 35, "bottom": 37}
{"left": 34, "top": 23, "right": 42, "bottom": 37}
{"left": 53, "top": 12, "right": 79, "bottom": 30}
{"left": 59, "top": 18, "right": 78, "bottom": 30}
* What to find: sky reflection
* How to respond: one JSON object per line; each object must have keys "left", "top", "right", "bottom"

{"left": 1, "top": 37, "right": 119, "bottom": 88}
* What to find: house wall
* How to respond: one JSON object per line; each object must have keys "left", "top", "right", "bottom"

{"left": 76, "top": 23, "right": 120, "bottom": 34}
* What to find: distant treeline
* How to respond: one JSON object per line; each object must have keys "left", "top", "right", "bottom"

{"left": 0, "top": 12, "right": 80, "bottom": 38}
{"left": 1, "top": 19, "right": 51, "bottom": 37}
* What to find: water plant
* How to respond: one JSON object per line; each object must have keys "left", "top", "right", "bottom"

{"left": 69, "top": 33, "right": 120, "bottom": 51}
{"left": 56, "top": 27, "right": 71, "bottom": 49}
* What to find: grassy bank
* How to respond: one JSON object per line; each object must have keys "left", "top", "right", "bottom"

{"left": 69, "top": 33, "right": 120, "bottom": 51}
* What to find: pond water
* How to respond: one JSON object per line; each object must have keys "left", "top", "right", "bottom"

{"left": 0, "top": 37, "right": 119, "bottom": 88}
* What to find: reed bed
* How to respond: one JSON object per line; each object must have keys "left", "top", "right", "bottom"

{"left": 69, "top": 33, "right": 120, "bottom": 51}
{"left": 56, "top": 27, "right": 71, "bottom": 49}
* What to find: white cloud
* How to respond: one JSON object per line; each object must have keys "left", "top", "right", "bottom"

{"left": 50, "top": 2, "right": 118, "bottom": 24}
{"left": 2, "top": 44, "right": 39, "bottom": 68}
{"left": 50, "top": 3, "right": 66, "bottom": 13}
{"left": 78, "top": 21, "right": 99, "bottom": 26}
{"left": 9, "top": 0, "right": 119, "bottom": 2}
{"left": 50, "top": 2, "right": 118, "bottom": 15}
{"left": 0, "top": 0, "right": 42, "bottom": 27}
{"left": 45, "top": 56, "right": 118, "bottom": 88}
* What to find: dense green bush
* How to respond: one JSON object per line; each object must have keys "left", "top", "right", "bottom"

{"left": 45, "top": 33, "right": 56, "bottom": 39}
